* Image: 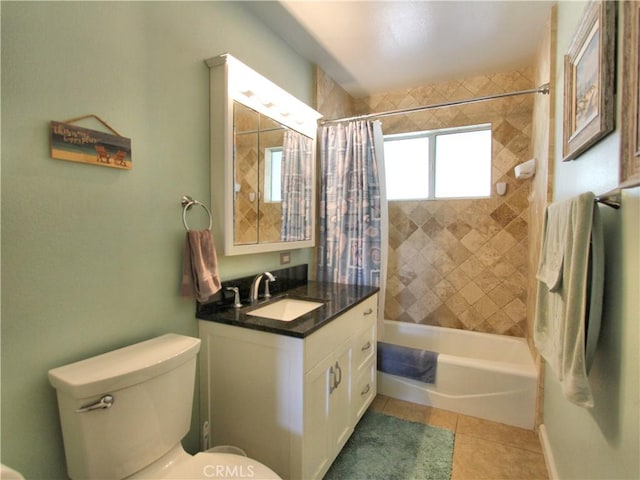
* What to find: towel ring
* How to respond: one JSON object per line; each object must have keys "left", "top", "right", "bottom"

{"left": 181, "top": 195, "right": 212, "bottom": 231}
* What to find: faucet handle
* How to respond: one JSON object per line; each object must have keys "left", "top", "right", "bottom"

{"left": 225, "top": 287, "right": 242, "bottom": 308}
{"left": 264, "top": 274, "right": 276, "bottom": 299}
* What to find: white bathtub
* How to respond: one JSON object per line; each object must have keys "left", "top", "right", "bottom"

{"left": 377, "top": 320, "right": 537, "bottom": 429}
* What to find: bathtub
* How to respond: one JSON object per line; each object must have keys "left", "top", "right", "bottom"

{"left": 377, "top": 320, "right": 537, "bottom": 429}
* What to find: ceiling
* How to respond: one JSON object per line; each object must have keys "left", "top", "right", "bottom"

{"left": 245, "top": 1, "right": 555, "bottom": 98}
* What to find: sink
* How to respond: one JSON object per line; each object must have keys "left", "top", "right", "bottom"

{"left": 247, "top": 298, "right": 324, "bottom": 322}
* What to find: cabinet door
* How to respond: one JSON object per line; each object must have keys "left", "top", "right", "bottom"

{"left": 303, "top": 353, "right": 334, "bottom": 480}
{"left": 303, "top": 338, "right": 353, "bottom": 480}
{"left": 330, "top": 340, "right": 353, "bottom": 452}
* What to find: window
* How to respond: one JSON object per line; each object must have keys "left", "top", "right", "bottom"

{"left": 383, "top": 124, "right": 492, "bottom": 200}
{"left": 264, "top": 147, "right": 282, "bottom": 203}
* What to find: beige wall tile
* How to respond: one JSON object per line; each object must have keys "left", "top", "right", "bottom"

{"left": 316, "top": 66, "right": 535, "bottom": 337}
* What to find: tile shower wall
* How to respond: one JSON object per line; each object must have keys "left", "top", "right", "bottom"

{"left": 359, "top": 70, "right": 534, "bottom": 336}
{"left": 529, "top": 7, "right": 556, "bottom": 430}
{"left": 315, "top": 67, "right": 355, "bottom": 121}
{"left": 315, "top": 67, "right": 534, "bottom": 336}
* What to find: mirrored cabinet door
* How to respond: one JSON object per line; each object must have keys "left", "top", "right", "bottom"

{"left": 254, "top": 111, "right": 285, "bottom": 244}
{"left": 206, "top": 53, "right": 322, "bottom": 255}
{"left": 233, "top": 102, "right": 259, "bottom": 245}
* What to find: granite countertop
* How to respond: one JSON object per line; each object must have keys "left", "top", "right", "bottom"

{"left": 196, "top": 281, "right": 379, "bottom": 338}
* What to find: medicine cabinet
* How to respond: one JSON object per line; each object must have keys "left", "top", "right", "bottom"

{"left": 206, "top": 53, "right": 322, "bottom": 255}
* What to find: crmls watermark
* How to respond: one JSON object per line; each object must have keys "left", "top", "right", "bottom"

{"left": 203, "top": 464, "right": 255, "bottom": 478}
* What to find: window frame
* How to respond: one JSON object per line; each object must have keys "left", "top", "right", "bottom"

{"left": 263, "top": 146, "right": 283, "bottom": 203}
{"left": 383, "top": 123, "right": 492, "bottom": 201}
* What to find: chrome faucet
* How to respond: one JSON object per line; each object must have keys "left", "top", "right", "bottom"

{"left": 250, "top": 272, "right": 276, "bottom": 302}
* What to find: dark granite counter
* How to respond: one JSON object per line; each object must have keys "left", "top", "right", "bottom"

{"left": 196, "top": 281, "right": 379, "bottom": 338}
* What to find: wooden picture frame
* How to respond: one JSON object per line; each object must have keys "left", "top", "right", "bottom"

{"left": 562, "top": 0, "right": 616, "bottom": 162}
{"left": 620, "top": 1, "right": 640, "bottom": 187}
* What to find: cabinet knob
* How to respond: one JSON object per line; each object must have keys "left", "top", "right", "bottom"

{"left": 361, "top": 341, "right": 371, "bottom": 351}
{"left": 361, "top": 384, "right": 371, "bottom": 396}
{"left": 363, "top": 308, "right": 373, "bottom": 316}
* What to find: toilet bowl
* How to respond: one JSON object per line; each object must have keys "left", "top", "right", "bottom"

{"left": 0, "top": 464, "right": 25, "bottom": 480}
{"left": 48, "top": 334, "right": 281, "bottom": 480}
{"left": 128, "top": 444, "right": 279, "bottom": 479}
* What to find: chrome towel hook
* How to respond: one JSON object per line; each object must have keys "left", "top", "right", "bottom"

{"left": 181, "top": 195, "right": 213, "bottom": 231}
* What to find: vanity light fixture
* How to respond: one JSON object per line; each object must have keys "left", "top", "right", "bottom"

{"left": 208, "top": 53, "right": 322, "bottom": 138}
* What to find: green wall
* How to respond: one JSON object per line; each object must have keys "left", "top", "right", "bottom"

{"left": 543, "top": 2, "right": 640, "bottom": 478}
{"left": 1, "top": 2, "right": 313, "bottom": 478}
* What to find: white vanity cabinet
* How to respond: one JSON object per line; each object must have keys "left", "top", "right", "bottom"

{"left": 198, "top": 293, "right": 377, "bottom": 480}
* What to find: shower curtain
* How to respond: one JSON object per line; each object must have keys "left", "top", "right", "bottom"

{"left": 317, "top": 120, "right": 388, "bottom": 307}
{"left": 281, "top": 130, "right": 314, "bottom": 241}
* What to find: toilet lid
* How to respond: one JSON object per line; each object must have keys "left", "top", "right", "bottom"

{"left": 149, "top": 452, "right": 282, "bottom": 480}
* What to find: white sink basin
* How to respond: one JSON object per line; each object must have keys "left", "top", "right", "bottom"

{"left": 247, "top": 298, "right": 324, "bottom": 322}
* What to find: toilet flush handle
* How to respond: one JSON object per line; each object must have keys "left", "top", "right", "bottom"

{"left": 75, "top": 394, "right": 114, "bottom": 413}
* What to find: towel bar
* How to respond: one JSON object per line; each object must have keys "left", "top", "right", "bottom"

{"left": 181, "top": 195, "right": 213, "bottom": 231}
{"left": 595, "top": 188, "right": 621, "bottom": 209}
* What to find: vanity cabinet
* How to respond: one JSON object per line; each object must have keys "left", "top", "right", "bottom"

{"left": 198, "top": 293, "right": 377, "bottom": 480}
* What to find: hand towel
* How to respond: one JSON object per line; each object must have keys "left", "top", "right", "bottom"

{"left": 180, "top": 230, "right": 222, "bottom": 303}
{"left": 534, "top": 192, "right": 604, "bottom": 408}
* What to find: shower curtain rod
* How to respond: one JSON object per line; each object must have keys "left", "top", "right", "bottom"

{"left": 320, "top": 83, "right": 550, "bottom": 125}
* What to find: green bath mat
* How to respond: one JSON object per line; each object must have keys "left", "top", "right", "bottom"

{"left": 324, "top": 410, "right": 454, "bottom": 480}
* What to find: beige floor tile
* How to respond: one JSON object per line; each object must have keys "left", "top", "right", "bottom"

{"left": 370, "top": 396, "right": 548, "bottom": 479}
{"left": 423, "top": 406, "right": 459, "bottom": 431}
{"left": 370, "top": 394, "right": 390, "bottom": 412}
{"left": 382, "top": 397, "right": 459, "bottom": 431}
{"left": 457, "top": 414, "right": 542, "bottom": 453}
{"left": 451, "top": 433, "right": 548, "bottom": 480}
{"left": 382, "top": 397, "right": 429, "bottom": 423}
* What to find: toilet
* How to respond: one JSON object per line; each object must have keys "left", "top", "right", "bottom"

{"left": 48, "top": 333, "right": 281, "bottom": 480}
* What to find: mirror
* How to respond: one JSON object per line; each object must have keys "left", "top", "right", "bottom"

{"left": 234, "top": 102, "right": 314, "bottom": 245}
{"left": 206, "top": 53, "right": 322, "bottom": 256}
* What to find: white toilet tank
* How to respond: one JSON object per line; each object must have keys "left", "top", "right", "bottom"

{"left": 48, "top": 334, "right": 201, "bottom": 480}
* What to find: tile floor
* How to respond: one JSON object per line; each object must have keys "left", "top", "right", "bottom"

{"left": 370, "top": 395, "right": 549, "bottom": 480}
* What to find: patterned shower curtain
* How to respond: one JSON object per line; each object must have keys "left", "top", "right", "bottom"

{"left": 281, "top": 130, "right": 314, "bottom": 241}
{"left": 317, "top": 120, "right": 387, "bottom": 288}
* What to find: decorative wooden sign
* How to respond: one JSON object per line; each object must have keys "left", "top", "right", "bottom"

{"left": 50, "top": 115, "right": 132, "bottom": 170}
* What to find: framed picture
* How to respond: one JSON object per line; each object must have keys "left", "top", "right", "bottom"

{"left": 50, "top": 119, "right": 132, "bottom": 170}
{"left": 562, "top": 1, "right": 616, "bottom": 162}
{"left": 620, "top": 1, "right": 640, "bottom": 187}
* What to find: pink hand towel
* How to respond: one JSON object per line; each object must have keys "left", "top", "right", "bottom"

{"left": 180, "top": 230, "right": 222, "bottom": 303}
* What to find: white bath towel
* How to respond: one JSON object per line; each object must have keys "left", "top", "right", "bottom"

{"left": 534, "top": 192, "right": 604, "bottom": 408}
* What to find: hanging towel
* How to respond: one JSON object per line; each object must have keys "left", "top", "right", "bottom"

{"left": 534, "top": 192, "right": 604, "bottom": 408}
{"left": 180, "top": 230, "right": 222, "bottom": 303}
